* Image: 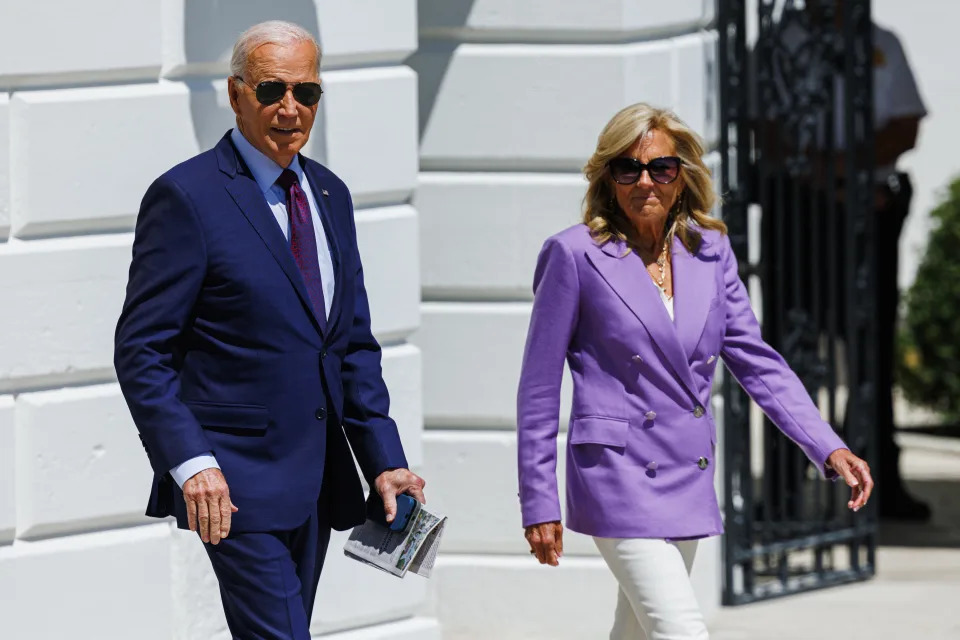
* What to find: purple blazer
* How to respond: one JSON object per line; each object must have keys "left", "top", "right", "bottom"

{"left": 517, "top": 224, "right": 847, "bottom": 539}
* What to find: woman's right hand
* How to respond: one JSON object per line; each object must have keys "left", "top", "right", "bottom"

{"left": 525, "top": 521, "right": 564, "bottom": 566}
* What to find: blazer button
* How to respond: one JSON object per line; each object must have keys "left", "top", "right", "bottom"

{"left": 644, "top": 411, "right": 656, "bottom": 421}
{"left": 647, "top": 461, "right": 658, "bottom": 471}
{"left": 707, "top": 355, "right": 716, "bottom": 364}
{"left": 698, "top": 456, "right": 709, "bottom": 470}
{"left": 315, "top": 408, "right": 327, "bottom": 421}
{"left": 631, "top": 354, "right": 643, "bottom": 363}
{"left": 321, "top": 350, "right": 328, "bottom": 360}
{"left": 693, "top": 406, "right": 705, "bottom": 418}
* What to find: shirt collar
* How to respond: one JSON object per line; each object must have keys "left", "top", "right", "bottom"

{"left": 230, "top": 128, "right": 305, "bottom": 195}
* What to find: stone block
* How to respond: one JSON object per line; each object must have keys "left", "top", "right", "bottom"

{"left": 8, "top": 84, "right": 220, "bottom": 238}
{"left": 381, "top": 345, "right": 424, "bottom": 469}
{"left": 311, "top": 529, "right": 428, "bottom": 635}
{"left": 0, "top": 235, "right": 132, "bottom": 391}
{"left": 162, "top": 0, "right": 417, "bottom": 76}
{"left": 14, "top": 384, "right": 154, "bottom": 540}
{"left": 416, "top": 172, "right": 585, "bottom": 300}
{"left": 419, "top": 0, "right": 714, "bottom": 40}
{"left": 412, "top": 303, "right": 572, "bottom": 428}
{"left": 0, "top": 524, "right": 172, "bottom": 640}
{"left": 671, "top": 32, "right": 720, "bottom": 148}
{"left": 413, "top": 42, "right": 675, "bottom": 171}
{"left": 314, "top": 67, "right": 419, "bottom": 207}
{"left": 433, "top": 555, "right": 617, "bottom": 639}
{"left": 320, "top": 618, "right": 441, "bottom": 639}
{"left": 356, "top": 205, "right": 420, "bottom": 342}
{"left": 423, "top": 430, "right": 600, "bottom": 556}
{"left": 0, "top": 1, "right": 161, "bottom": 86}
{"left": 0, "top": 396, "right": 13, "bottom": 543}
{"left": 0, "top": 94, "right": 9, "bottom": 240}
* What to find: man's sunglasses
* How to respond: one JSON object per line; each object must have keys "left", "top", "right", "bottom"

{"left": 608, "top": 156, "right": 682, "bottom": 185}
{"left": 234, "top": 77, "right": 324, "bottom": 107}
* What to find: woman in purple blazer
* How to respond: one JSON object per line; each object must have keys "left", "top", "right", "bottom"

{"left": 517, "top": 103, "right": 874, "bottom": 639}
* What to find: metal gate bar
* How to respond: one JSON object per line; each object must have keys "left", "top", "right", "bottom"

{"left": 718, "top": 0, "right": 879, "bottom": 606}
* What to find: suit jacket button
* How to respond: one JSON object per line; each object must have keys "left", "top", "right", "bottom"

{"left": 707, "top": 355, "right": 716, "bottom": 364}
{"left": 698, "top": 456, "right": 709, "bottom": 470}
{"left": 315, "top": 408, "right": 327, "bottom": 420}
{"left": 644, "top": 411, "right": 656, "bottom": 420}
{"left": 693, "top": 406, "right": 705, "bottom": 418}
{"left": 631, "top": 354, "right": 643, "bottom": 363}
{"left": 647, "top": 461, "right": 658, "bottom": 471}
{"left": 321, "top": 350, "right": 328, "bottom": 360}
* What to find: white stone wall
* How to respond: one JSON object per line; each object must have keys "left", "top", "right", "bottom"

{"left": 410, "top": 2, "right": 722, "bottom": 638}
{"left": 1, "top": 2, "right": 436, "bottom": 639}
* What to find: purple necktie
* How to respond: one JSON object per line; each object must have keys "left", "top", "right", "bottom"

{"left": 276, "top": 169, "right": 327, "bottom": 332}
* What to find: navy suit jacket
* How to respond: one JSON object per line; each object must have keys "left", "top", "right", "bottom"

{"left": 115, "top": 131, "right": 408, "bottom": 532}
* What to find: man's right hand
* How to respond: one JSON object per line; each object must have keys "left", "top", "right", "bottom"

{"left": 525, "top": 521, "right": 564, "bottom": 566}
{"left": 183, "top": 468, "right": 238, "bottom": 545}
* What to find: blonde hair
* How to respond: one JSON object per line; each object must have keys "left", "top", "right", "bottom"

{"left": 582, "top": 103, "right": 725, "bottom": 254}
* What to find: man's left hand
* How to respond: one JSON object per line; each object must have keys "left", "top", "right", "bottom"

{"left": 827, "top": 449, "right": 874, "bottom": 512}
{"left": 374, "top": 468, "right": 427, "bottom": 523}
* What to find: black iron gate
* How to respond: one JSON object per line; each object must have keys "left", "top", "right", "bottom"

{"left": 718, "top": 0, "right": 879, "bottom": 604}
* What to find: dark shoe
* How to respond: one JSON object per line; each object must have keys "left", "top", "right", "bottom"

{"left": 879, "top": 487, "right": 932, "bottom": 522}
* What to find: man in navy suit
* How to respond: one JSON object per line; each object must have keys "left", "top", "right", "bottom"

{"left": 114, "top": 20, "right": 426, "bottom": 639}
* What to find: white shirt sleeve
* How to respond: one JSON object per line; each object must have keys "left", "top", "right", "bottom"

{"left": 169, "top": 454, "right": 220, "bottom": 488}
{"left": 873, "top": 25, "right": 927, "bottom": 127}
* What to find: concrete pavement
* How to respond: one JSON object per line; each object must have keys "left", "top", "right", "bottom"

{"left": 709, "top": 432, "right": 960, "bottom": 640}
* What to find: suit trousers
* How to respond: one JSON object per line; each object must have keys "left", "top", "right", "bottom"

{"left": 203, "top": 501, "right": 332, "bottom": 640}
{"left": 593, "top": 537, "right": 708, "bottom": 640}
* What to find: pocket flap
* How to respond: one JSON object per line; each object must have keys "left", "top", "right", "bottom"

{"left": 569, "top": 416, "right": 629, "bottom": 447}
{"left": 184, "top": 401, "right": 270, "bottom": 431}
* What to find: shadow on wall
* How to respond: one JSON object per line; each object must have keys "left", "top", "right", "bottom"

{"left": 408, "top": 0, "right": 477, "bottom": 140}
{"left": 183, "top": 0, "right": 327, "bottom": 163}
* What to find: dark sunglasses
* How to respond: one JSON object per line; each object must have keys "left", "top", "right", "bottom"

{"left": 608, "top": 156, "right": 682, "bottom": 185}
{"left": 235, "top": 77, "right": 324, "bottom": 106}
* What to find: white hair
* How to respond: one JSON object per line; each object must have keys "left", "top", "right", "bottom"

{"left": 230, "top": 20, "right": 322, "bottom": 80}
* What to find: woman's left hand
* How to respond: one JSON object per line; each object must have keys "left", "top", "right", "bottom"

{"left": 826, "top": 449, "right": 874, "bottom": 512}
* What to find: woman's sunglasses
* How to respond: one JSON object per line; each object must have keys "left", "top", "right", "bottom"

{"left": 608, "top": 156, "right": 682, "bottom": 185}
{"left": 234, "top": 77, "right": 324, "bottom": 107}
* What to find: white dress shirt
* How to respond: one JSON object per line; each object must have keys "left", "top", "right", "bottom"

{"left": 169, "top": 129, "right": 336, "bottom": 488}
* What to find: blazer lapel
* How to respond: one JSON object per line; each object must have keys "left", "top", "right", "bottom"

{"left": 216, "top": 135, "right": 327, "bottom": 338}
{"left": 672, "top": 235, "right": 718, "bottom": 361}
{"left": 301, "top": 158, "right": 346, "bottom": 334}
{"left": 586, "top": 240, "right": 699, "bottom": 399}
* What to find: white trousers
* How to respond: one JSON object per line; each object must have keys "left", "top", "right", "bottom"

{"left": 593, "top": 537, "right": 709, "bottom": 640}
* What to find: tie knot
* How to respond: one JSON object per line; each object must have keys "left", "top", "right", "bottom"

{"left": 276, "top": 169, "right": 299, "bottom": 192}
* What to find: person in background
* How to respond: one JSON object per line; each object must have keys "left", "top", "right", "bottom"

{"left": 516, "top": 103, "right": 872, "bottom": 639}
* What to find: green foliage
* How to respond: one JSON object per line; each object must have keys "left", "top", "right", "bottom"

{"left": 899, "top": 175, "right": 960, "bottom": 420}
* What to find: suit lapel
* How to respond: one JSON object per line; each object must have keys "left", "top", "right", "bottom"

{"left": 302, "top": 158, "right": 346, "bottom": 334}
{"left": 672, "top": 235, "right": 717, "bottom": 361}
{"left": 216, "top": 135, "right": 327, "bottom": 338}
{"left": 586, "top": 240, "right": 699, "bottom": 399}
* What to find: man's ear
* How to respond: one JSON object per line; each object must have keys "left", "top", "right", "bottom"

{"left": 227, "top": 78, "right": 241, "bottom": 115}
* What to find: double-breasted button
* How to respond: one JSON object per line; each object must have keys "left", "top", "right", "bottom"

{"left": 693, "top": 405, "right": 705, "bottom": 418}
{"left": 647, "top": 461, "right": 659, "bottom": 471}
{"left": 644, "top": 411, "right": 657, "bottom": 421}
{"left": 698, "top": 456, "right": 709, "bottom": 470}
{"left": 315, "top": 407, "right": 327, "bottom": 421}
{"left": 707, "top": 355, "right": 716, "bottom": 364}
{"left": 631, "top": 354, "right": 643, "bottom": 363}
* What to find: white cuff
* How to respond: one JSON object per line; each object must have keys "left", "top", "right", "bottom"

{"left": 170, "top": 454, "right": 220, "bottom": 488}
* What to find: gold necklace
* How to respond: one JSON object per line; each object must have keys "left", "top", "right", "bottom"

{"left": 654, "top": 238, "right": 669, "bottom": 288}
